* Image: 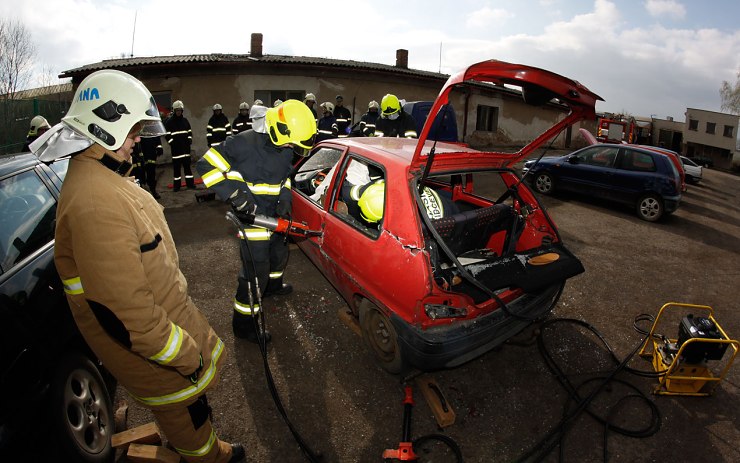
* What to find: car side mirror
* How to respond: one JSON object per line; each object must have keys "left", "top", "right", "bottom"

{"left": 567, "top": 155, "right": 579, "bottom": 164}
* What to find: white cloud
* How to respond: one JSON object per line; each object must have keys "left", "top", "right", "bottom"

{"left": 645, "top": 0, "right": 686, "bottom": 21}
{"left": 466, "top": 7, "right": 515, "bottom": 29}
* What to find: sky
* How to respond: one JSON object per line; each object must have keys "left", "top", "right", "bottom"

{"left": 2, "top": 0, "right": 738, "bottom": 121}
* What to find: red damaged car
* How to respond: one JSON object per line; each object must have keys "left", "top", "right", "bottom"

{"left": 290, "top": 60, "right": 602, "bottom": 373}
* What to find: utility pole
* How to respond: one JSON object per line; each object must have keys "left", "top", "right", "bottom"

{"left": 438, "top": 42, "right": 442, "bottom": 73}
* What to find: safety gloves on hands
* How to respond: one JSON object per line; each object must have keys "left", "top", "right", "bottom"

{"left": 229, "top": 190, "right": 257, "bottom": 216}
{"left": 276, "top": 200, "right": 291, "bottom": 219}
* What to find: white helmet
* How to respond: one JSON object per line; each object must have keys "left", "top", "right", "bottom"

{"left": 273, "top": 99, "right": 283, "bottom": 107}
{"left": 368, "top": 100, "right": 380, "bottom": 110}
{"left": 172, "top": 100, "right": 184, "bottom": 110}
{"left": 320, "top": 102, "right": 335, "bottom": 114}
{"left": 213, "top": 103, "right": 222, "bottom": 111}
{"left": 254, "top": 99, "right": 264, "bottom": 106}
{"left": 61, "top": 69, "right": 165, "bottom": 151}
{"left": 304, "top": 93, "right": 316, "bottom": 103}
{"left": 28, "top": 115, "right": 51, "bottom": 136}
{"left": 239, "top": 102, "right": 249, "bottom": 110}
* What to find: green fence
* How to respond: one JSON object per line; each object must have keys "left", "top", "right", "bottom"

{"left": 0, "top": 97, "right": 70, "bottom": 155}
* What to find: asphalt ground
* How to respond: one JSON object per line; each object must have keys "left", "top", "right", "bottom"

{"left": 114, "top": 163, "right": 740, "bottom": 463}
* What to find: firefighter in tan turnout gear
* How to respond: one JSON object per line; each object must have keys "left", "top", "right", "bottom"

{"left": 196, "top": 100, "right": 316, "bottom": 343}
{"left": 44, "top": 70, "right": 244, "bottom": 463}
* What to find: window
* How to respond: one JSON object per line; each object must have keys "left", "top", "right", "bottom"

{"left": 620, "top": 150, "right": 656, "bottom": 172}
{"left": 577, "top": 146, "right": 619, "bottom": 167}
{"left": 475, "top": 105, "right": 499, "bottom": 132}
{"left": 688, "top": 119, "right": 698, "bottom": 131}
{"left": 331, "top": 157, "right": 385, "bottom": 238}
{"left": 254, "top": 90, "right": 305, "bottom": 107}
{"left": 706, "top": 122, "right": 716, "bottom": 134}
{"left": 294, "top": 147, "right": 344, "bottom": 203}
{"left": 0, "top": 170, "right": 56, "bottom": 273}
{"left": 723, "top": 125, "right": 734, "bottom": 138}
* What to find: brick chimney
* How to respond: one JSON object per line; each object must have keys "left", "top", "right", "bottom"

{"left": 396, "top": 49, "right": 408, "bottom": 69}
{"left": 250, "top": 33, "right": 263, "bottom": 57}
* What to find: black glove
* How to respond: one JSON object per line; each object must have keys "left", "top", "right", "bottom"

{"left": 230, "top": 190, "right": 257, "bottom": 215}
{"left": 187, "top": 354, "right": 203, "bottom": 384}
{"left": 276, "top": 200, "right": 291, "bottom": 219}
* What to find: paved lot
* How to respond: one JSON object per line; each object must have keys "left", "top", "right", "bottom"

{"left": 118, "top": 165, "right": 740, "bottom": 462}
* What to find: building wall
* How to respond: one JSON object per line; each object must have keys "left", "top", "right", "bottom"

{"left": 684, "top": 108, "right": 737, "bottom": 150}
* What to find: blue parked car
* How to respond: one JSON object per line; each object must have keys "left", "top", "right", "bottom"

{"left": 522, "top": 144, "right": 682, "bottom": 221}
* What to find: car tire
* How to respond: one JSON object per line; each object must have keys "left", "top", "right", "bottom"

{"left": 49, "top": 351, "right": 114, "bottom": 463}
{"left": 359, "top": 299, "right": 407, "bottom": 374}
{"left": 636, "top": 194, "right": 664, "bottom": 222}
{"left": 534, "top": 172, "right": 555, "bottom": 195}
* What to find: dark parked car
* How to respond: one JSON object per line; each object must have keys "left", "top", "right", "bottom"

{"left": 290, "top": 60, "right": 600, "bottom": 374}
{"left": 522, "top": 144, "right": 682, "bottom": 221}
{"left": 0, "top": 153, "right": 114, "bottom": 462}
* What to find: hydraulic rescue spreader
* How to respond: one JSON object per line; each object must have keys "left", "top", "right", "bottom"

{"left": 236, "top": 212, "right": 322, "bottom": 237}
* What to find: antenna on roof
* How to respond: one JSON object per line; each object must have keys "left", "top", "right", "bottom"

{"left": 130, "top": 10, "right": 137, "bottom": 58}
{"left": 438, "top": 42, "right": 442, "bottom": 73}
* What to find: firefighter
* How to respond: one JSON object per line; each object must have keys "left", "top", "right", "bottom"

{"left": 334, "top": 95, "right": 352, "bottom": 138}
{"left": 36, "top": 69, "right": 244, "bottom": 463}
{"left": 195, "top": 100, "right": 316, "bottom": 342}
{"left": 134, "top": 134, "right": 164, "bottom": 199}
{"left": 249, "top": 103, "right": 268, "bottom": 133}
{"left": 165, "top": 100, "right": 195, "bottom": 191}
{"left": 359, "top": 100, "right": 380, "bottom": 137}
{"left": 207, "top": 104, "right": 231, "bottom": 147}
{"left": 232, "top": 102, "right": 251, "bottom": 135}
{"left": 374, "top": 93, "right": 418, "bottom": 138}
{"left": 22, "top": 115, "right": 51, "bottom": 151}
{"left": 350, "top": 180, "right": 458, "bottom": 226}
{"left": 316, "top": 101, "right": 338, "bottom": 142}
{"left": 303, "top": 93, "right": 318, "bottom": 122}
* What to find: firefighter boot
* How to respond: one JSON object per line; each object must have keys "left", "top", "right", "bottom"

{"left": 264, "top": 277, "right": 293, "bottom": 297}
{"left": 232, "top": 311, "right": 271, "bottom": 344}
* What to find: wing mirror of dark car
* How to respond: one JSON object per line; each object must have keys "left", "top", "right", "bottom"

{"left": 567, "top": 155, "right": 579, "bottom": 164}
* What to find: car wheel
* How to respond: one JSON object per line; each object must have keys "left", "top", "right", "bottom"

{"left": 636, "top": 194, "right": 664, "bottom": 222}
{"left": 49, "top": 351, "right": 114, "bottom": 463}
{"left": 359, "top": 299, "right": 406, "bottom": 374}
{"left": 534, "top": 173, "right": 554, "bottom": 195}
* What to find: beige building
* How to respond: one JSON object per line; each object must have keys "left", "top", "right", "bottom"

{"left": 684, "top": 108, "right": 738, "bottom": 169}
{"left": 59, "top": 33, "right": 587, "bottom": 161}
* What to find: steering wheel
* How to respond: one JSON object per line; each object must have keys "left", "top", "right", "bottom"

{"left": 307, "top": 167, "right": 332, "bottom": 195}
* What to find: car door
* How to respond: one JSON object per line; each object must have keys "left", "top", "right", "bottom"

{"left": 557, "top": 145, "right": 619, "bottom": 198}
{"left": 608, "top": 148, "right": 659, "bottom": 204}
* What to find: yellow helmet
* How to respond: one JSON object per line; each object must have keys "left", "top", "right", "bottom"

{"left": 265, "top": 99, "right": 317, "bottom": 156}
{"left": 381, "top": 94, "right": 400, "bottom": 116}
{"left": 358, "top": 181, "right": 385, "bottom": 223}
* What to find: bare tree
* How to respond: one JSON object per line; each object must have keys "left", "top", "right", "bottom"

{"left": 0, "top": 18, "right": 37, "bottom": 152}
{"left": 0, "top": 18, "right": 36, "bottom": 98}
{"left": 720, "top": 71, "right": 740, "bottom": 115}
{"left": 36, "top": 64, "right": 59, "bottom": 89}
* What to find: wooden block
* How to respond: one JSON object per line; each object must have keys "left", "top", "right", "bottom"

{"left": 415, "top": 374, "right": 456, "bottom": 428}
{"left": 112, "top": 422, "right": 162, "bottom": 449}
{"left": 337, "top": 308, "right": 362, "bottom": 337}
{"left": 126, "top": 443, "right": 180, "bottom": 463}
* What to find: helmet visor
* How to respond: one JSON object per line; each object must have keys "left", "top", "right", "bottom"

{"left": 139, "top": 119, "right": 166, "bottom": 137}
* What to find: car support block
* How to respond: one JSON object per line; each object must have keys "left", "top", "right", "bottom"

{"left": 415, "top": 374, "right": 456, "bottom": 428}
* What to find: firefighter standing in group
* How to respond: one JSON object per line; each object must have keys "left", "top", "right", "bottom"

{"left": 207, "top": 104, "right": 231, "bottom": 147}
{"left": 374, "top": 93, "right": 418, "bottom": 138}
{"left": 196, "top": 100, "right": 316, "bottom": 343}
{"left": 232, "top": 102, "right": 251, "bottom": 135}
{"left": 165, "top": 100, "right": 195, "bottom": 191}
{"left": 31, "top": 69, "right": 245, "bottom": 463}
{"left": 316, "top": 101, "right": 338, "bottom": 142}
{"left": 359, "top": 100, "right": 380, "bottom": 136}
{"left": 133, "top": 133, "right": 164, "bottom": 199}
{"left": 333, "top": 94, "right": 352, "bottom": 138}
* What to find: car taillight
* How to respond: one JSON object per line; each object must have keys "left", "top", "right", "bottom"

{"left": 424, "top": 303, "right": 467, "bottom": 319}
